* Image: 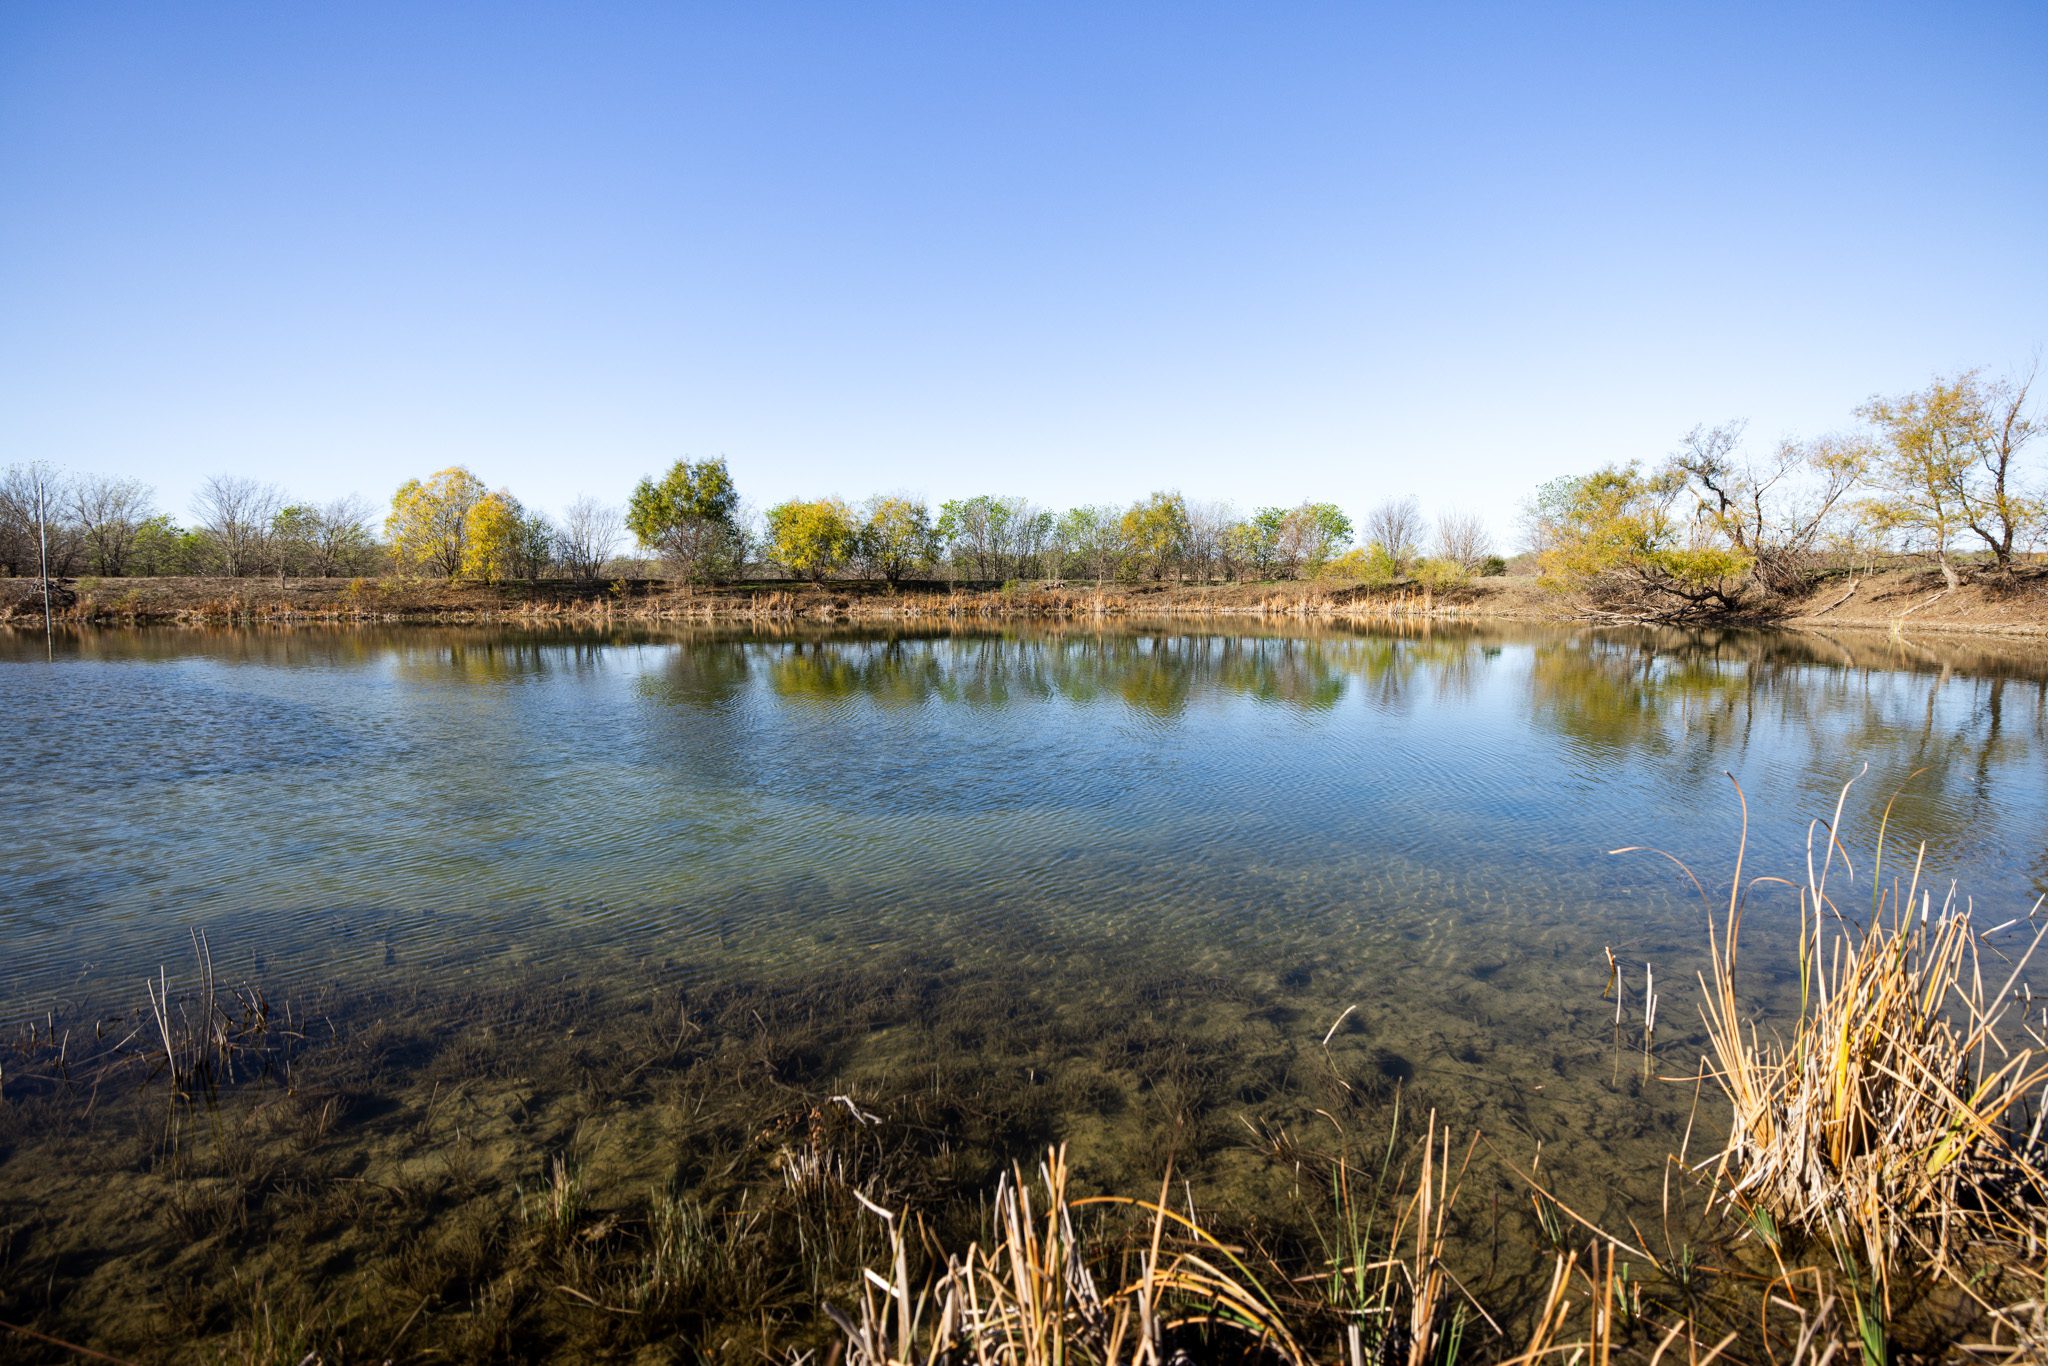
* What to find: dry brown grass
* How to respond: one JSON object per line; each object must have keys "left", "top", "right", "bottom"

{"left": 1684, "top": 776, "right": 2048, "bottom": 1304}
{"left": 827, "top": 1144, "right": 1320, "bottom": 1366}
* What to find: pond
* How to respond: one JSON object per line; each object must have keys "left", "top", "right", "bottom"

{"left": 2, "top": 622, "right": 2044, "bottom": 1358}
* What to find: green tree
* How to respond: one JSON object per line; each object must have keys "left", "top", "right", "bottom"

{"left": 854, "top": 495, "right": 937, "bottom": 583}
{"left": 1317, "top": 545, "right": 1399, "bottom": 587}
{"left": 1235, "top": 509, "right": 1288, "bottom": 578}
{"left": 270, "top": 504, "right": 320, "bottom": 582}
{"left": 1409, "top": 556, "right": 1470, "bottom": 591}
{"left": 522, "top": 510, "right": 556, "bottom": 579}
{"left": 1278, "top": 502, "right": 1352, "bottom": 576}
{"left": 935, "top": 495, "right": 1016, "bottom": 581}
{"left": 627, "top": 458, "right": 745, "bottom": 584}
{"left": 1055, "top": 505, "right": 1124, "bottom": 585}
{"left": 765, "top": 498, "right": 856, "bottom": 582}
{"left": 1119, "top": 491, "right": 1190, "bottom": 580}
{"left": 388, "top": 467, "right": 487, "bottom": 578}
{"left": 130, "top": 515, "right": 202, "bottom": 576}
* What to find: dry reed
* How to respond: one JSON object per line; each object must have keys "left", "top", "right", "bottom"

{"left": 827, "top": 1143, "right": 1316, "bottom": 1365}
{"left": 1680, "top": 775, "right": 2048, "bottom": 1305}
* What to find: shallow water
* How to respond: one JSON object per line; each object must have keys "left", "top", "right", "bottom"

{"left": 1, "top": 621, "right": 2044, "bottom": 1358}
{"left": 7, "top": 623, "right": 2044, "bottom": 1014}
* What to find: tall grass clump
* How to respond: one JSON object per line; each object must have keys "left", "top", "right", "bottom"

{"left": 827, "top": 1143, "right": 1320, "bottom": 1365}
{"left": 826, "top": 1113, "right": 1512, "bottom": 1366}
{"left": 1667, "top": 774, "right": 2048, "bottom": 1348}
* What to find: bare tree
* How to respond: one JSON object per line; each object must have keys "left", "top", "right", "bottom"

{"left": 2, "top": 463, "right": 67, "bottom": 631}
{"left": 1010, "top": 502, "right": 1055, "bottom": 580}
{"left": 2, "top": 466, "right": 45, "bottom": 577}
{"left": 1960, "top": 368, "right": 2040, "bottom": 571}
{"left": 3, "top": 463, "right": 86, "bottom": 578}
{"left": 1183, "top": 501, "right": 1236, "bottom": 583}
{"left": 193, "top": 475, "right": 282, "bottom": 578}
{"left": 1432, "top": 510, "right": 1493, "bottom": 571}
{"left": 1672, "top": 422, "right": 1868, "bottom": 595}
{"left": 558, "top": 497, "right": 623, "bottom": 580}
{"left": 1364, "top": 496, "right": 1423, "bottom": 572}
{"left": 70, "top": 475, "right": 155, "bottom": 576}
{"left": 310, "top": 496, "right": 378, "bottom": 576}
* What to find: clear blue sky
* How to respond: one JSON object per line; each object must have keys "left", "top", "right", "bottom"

{"left": 3, "top": 2, "right": 2043, "bottom": 546}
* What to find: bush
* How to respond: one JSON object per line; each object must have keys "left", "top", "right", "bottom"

{"left": 1410, "top": 557, "right": 1469, "bottom": 591}
{"left": 1479, "top": 555, "right": 1508, "bottom": 577}
{"left": 1316, "top": 546, "right": 1399, "bottom": 588}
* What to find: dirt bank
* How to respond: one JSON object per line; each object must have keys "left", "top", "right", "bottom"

{"left": 0, "top": 571, "right": 1546, "bottom": 627}
{"left": 1776, "top": 564, "right": 2048, "bottom": 637}
{"left": 1, "top": 566, "right": 2042, "bottom": 637}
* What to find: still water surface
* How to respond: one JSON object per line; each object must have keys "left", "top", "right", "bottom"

{"left": 4, "top": 622, "right": 2047, "bottom": 1355}
{"left": 4, "top": 622, "right": 2045, "bottom": 1021}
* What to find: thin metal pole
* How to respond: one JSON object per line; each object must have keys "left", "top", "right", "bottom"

{"left": 34, "top": 466, "right": 54, "bottom": 652}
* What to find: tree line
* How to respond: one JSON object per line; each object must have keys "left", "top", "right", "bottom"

{"left": 0, "top": 458, "right": 1502, "bottom": 590}
{"left": 0, "top": 470, "right": 387, "bottom": 582}
{"left": 605, "top": 461, "right": 1505, "bottom": 588}
{"left": 0, "top": 467, "right": 624, "bottom": 586}
{"left": 1527, "top": 365, "right": 2042, "bottom": 619}
{"left": 3, "top": 363, "right": 2035, "bottom": 613}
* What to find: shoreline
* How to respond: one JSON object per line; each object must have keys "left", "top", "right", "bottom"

{"left": 3, "top": 566, "right": 2045, "bottom": 640}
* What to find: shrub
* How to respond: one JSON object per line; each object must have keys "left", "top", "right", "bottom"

{"left": 1410, "top": 556, "right": 1469, "bottom": 592}
{"left": 1317, "top": 547, "right": 1398, "bottom": 589}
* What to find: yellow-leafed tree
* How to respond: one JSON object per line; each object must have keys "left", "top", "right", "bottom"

{"left": 388, "top": 467, "right": 487, "bottom": 578}
{"left": 459, "top": 491, "right": 523, "bottom": 583}
{"left": 765, "top": 498, "right": 856, "bottom": 582}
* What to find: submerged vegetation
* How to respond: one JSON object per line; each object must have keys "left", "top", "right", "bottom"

{"left": 1, "top": 778, "right": 2042, "bottom": 1362}
{"left": 810, "top": 779, "right": 2048, "bottom": 1366}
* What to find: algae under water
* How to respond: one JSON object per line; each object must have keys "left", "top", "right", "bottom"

{"left": 0, "top": 622, "right": 2044, "bottom": 1360}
